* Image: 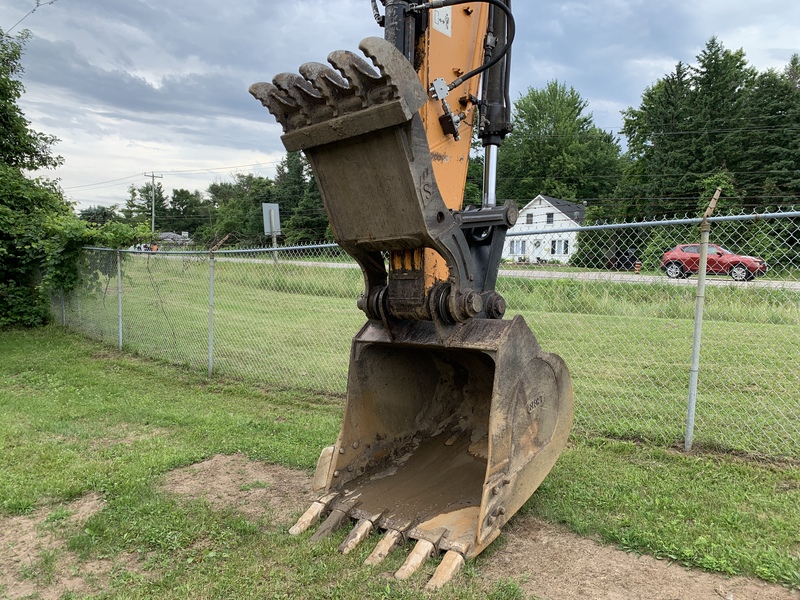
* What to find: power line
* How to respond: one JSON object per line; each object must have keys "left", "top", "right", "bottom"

{"left": 160, "top": 160, "right": 282, "bottom": 175}
{"left": 63, "top": 174, "right": 143, "bottom": 191}
{"left": 62, "top": 160, "right": 283, "bottom": 193}
{"left": 4, "top": 0, "right": 59, "bottom": 34}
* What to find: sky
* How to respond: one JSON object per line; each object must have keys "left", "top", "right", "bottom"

{"left": 3, "top": 0, "right": 799, "bottom": 212}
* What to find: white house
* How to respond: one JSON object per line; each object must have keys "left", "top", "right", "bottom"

{"left": 504, "top": 195, "right": 586, "bottom": 264}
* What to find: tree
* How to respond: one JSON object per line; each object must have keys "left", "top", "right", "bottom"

{"left": 200, "top": 173, "right": 275, "bottom": 246}
{"left": 497, "top": 80, "right": 623, "bottom": 203}
{"left": 785, "top": 54, "right": 800, "bottom": 88}
{"left": 620, "top": 37, "right": 799, "bottom": 217}
{"left": 690, "top": 38, "right": 756, "bottom": 186}
{"left": 122, "top": 181, "right": 168, "bottom": 230}
{"left": 737, "top": 69, "right": 800, "bottom": 206}
{"left": 273, "top": 152, "right": 308, "bottom": 215}
{"left": 79, "top": 204, "right": 119, "bottom": 225}
{"left": 0, "top": 30, "right": 62, "bottom": 170}
{"left": 0, "top": 30, "right": 143, "bottom": 327}
{"left": 621, "top": 62, "right": 696, "bottom": 216}
{"left": 197, "top": 154, "right": 321, "bottom": 248}
{"left": 283, "top": 176, "right": 329, "bottom": 244}
{"left": 166, "top": 188, "right": 209, "bottom": 236}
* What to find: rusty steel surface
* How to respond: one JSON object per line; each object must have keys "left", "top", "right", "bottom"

{"left": 313, "top": 317, "right": 573, "bottom": 560}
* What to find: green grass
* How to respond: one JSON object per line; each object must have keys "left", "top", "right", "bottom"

{"left": 1, "top": 328, "right": 798, "bottom": 597}
{"left": 502, "top": 276, "right": 800, "bottom": 325}
{"left": 60, "top": 255, "right": 800, "bottom": 459}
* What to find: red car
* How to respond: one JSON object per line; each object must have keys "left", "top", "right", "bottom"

{"left": 661, "top": 244, "right": 768, "bottom": 281}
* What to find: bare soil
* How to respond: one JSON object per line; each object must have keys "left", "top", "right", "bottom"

{"left": 2, "top": 454, "right": 797, "bottom": 600}
{"left": 0, "top": 494, "right": 116, "bottom": 599}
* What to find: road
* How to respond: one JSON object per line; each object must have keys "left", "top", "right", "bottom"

{"left": 496, "top": 268, "right": 800, "bottom": 290}
{"left": 172, "top": 252, "right": 799, "bottom": 291}
{"left": 263, "top": 258, "right": 800, "bottom": 291}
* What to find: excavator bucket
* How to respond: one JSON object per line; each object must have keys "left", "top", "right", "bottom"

{"left": 250, "top": 36, "right": 573, "bottom": 589}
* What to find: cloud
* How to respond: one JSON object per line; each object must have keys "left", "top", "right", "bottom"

{"left": 4, "top": 0, "right": 799, "bottom": 211}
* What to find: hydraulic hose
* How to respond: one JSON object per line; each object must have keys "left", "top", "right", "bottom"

{"left": 407, "top": 0, "right": 515, "bottom": 91}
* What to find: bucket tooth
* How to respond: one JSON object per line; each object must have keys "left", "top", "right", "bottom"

{"left": 288, "top": 501, "right": 326, "bottom": 536}
{"left": 327, "top": 49, "right": 391, "bottom": 106}
{"left": 272, "top": 72, "right": 331, "bottom": 124}
{"left": 248, "top": 82, "right": 299, "bottom": 131}
{"left": 364, "top": 529, "right": 403, "bottom": 566}
{"left": 299, "top": 62, "right": 362, "bottom": 116}
{"left": 395, "top": 539, "right": 436, "bottom": 581}
{"left": 358, "top": 37, "right": 428, "bottom": 111}
{"left": 425, "top": 550, "right": 465, "bottom": 591}
{"left": 299, "top": 61, "right": 348, "bottom": 90}
{"left": 309, "top": 507, "right": 350, "bottom": 543}
{"left": 288, "top": 492, "right": 338, "bottom": 536}
{"left": 338, "top": 518, "right": 373, "bottom": 555}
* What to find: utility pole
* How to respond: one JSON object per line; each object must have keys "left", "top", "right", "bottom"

{"left": 143, "top": 172, "right": 163, "bottom": 233}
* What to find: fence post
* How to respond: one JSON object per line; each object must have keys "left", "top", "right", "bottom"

{"left": 270, "top": 209, "right": 279, "bottom": 265}
{"left": 685, "top": 188, "right": 720, "bottom": 451}
{"left": 208, "top": 251, "right": 215, "bottom": 377}
{"left": 117, "top": 249, "right": 123, "bottom": 350}
{"left": 60, "top": 288, "right": 66, "bottom": 327}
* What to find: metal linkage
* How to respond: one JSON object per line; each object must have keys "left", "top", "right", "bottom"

{"left": 251, "top": 37, "right": 513, "bottom": 325}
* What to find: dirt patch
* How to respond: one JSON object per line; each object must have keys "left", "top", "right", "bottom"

{"left": 6, "top": 456, "right": 794, "bottom": 599}
{"left": 161, "top": 453, "right": 316, "bottom": 524}
{"left": 160, "top": 455, "right": 798, "bottom": 600}
{"left": 483, "top": 516, "right": 798, "bottom": 600}
{"left": 0, "top": 493, "right": 136, "bottom": 600}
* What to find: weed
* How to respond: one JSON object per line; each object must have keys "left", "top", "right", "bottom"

{"left": 239, "top": 480, "right": 270, "bottom": 491}
{"left": 19, "top": 548, "right": 59, "bottom": 585}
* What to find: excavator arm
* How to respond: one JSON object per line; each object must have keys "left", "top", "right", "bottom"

{"left": 250, "top": 0, "right": 573, "bottom": 590}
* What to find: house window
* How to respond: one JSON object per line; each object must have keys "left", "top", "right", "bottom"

{"left": 509, "top": 240, "right": 527, "bottom": 255}
{"left": 546, "top": 212, "right": 554, "bottom": 224}
{"left": 526, "top": 214, "right": 533, "bottom": 225}
{"left": 550, "top": 239, "right": 570, "bottom": 255}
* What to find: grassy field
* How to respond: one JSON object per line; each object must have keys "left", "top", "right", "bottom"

{"left": 0, "top": 328, "right": 798, "bottom": 598}
{"left": 59, "top": 254, "right": 800, "bottom": 458}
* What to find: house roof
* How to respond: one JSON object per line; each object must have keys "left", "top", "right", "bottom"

{"left": 519, "top": 195, "right": 586, "bottom": 224}
{"left": 158, "top": 231, "right": 194, "bottom": 244}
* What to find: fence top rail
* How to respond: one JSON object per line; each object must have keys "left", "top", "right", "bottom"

{"left": 507, "top": 210, "right": 800, "bottom": 237}
{"left": 84, "top": 243, "right": 341, "bottom": 256}
{"left": 83, "top": 210, "right": 800, "bottom": 252}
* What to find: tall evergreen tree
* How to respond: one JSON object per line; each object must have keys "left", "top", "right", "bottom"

{"left": 167, "top": 188, "right": 209, "bottom": 236}
{"left": 738, "top": 69, "right": 800, "bottom": 207}
{"left": 283, "top": 177, "right": 329, "bottom": 244}
{"left": 273, "top": 151, "right": 308, "bottom": 215}
{"left": 620, "top": 37, "right": 800, "bottom": 217}
{"left": 622, "top": 63, "right": 695, "bottom": 216}
{"left": 691, "top": 37, "right": 756, "bottom": 188}
{"left": 122, "top": 182, "right": 168, "bottom": 230}
{"left": 785, "top": 54, "right": 800, "bottom": 88}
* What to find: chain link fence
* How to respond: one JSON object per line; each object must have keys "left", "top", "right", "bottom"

{"left": 54, "top": 211, "right": 800, "bottom": 461}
